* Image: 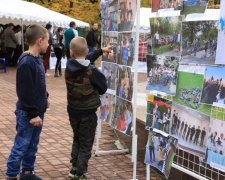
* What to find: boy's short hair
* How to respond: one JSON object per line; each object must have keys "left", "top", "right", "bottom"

{"left": 45, "top": 23, "right": 52, "bottom": 30}
{"left": 26, "top": 24, "right": 48, "bottom": 46}
{"left": 69, "top": 21, "right": 76, "bottom": 27}
{"left": 8, "top": 23, "right": 14, "bottom": 27}
{"left": 70, "top": 37, "right": 88, "bottom": 57}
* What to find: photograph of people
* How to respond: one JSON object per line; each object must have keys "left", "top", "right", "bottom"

{"left": 146, "top": 55, "right": 179, "bottom": 95}
{"left": 151, "top": 0, "right": 183, "bottom": 13}
{"left": 102, "top": 31, "right": 118, "bottom": 63}
{"left": 150, "top": 16, "right": 183, "bottom": 56}
{"left": 207, "top": 0, "right": 220, "bottom": 9}
{"left": 116, "top": 65, "right": 133, "bottom": 101}
{"left": 173, "top": 65, "right": 211, "bottom": 116}
{"left": 111, "top": 97, "right": 133, "bottom": 135}
{"left": 118, "top": 0, "right": 136, "bottom": 31}
{"left": 181, "top": 0, "right": 208, "bottom": 16}
{"left": 117, "top": 32, "right": 135, "bottom": 66}
{"left": 171, "top": 102, "right": 210, "bottom": 159}
{"left": 101, "top": 1, "right": 109, "bottom": 31}
{"left": 107, "top": 0, "right": 119, "bottom": 31}
{"left": 145, "top": 129, "right": 178, "bottom": 178}
{"left": 181, "top": 20, "right": 218, "bottom": 65}
{"left": 101, "top": 61, "right": 117, "bottom": 94}
{"left": 215, "top": 0, "right": 225, "bottom": 64}
{"left": 205, "top": 109, "right": 225, "bottom": 172}
{"left": 201, "top": 65, "right": 225, "bottom": 105}
{"left": 146, "top": 95, "right": 172, "bottom": 134}
{"left": 98, "top": 94, "right": 116, "bottom": 125}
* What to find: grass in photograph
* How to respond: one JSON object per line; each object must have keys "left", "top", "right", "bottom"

{"left": 173, "top": 71, "right": 211, "bottom": 116}
{"left": 211, "top": 106, "right": 225, "bottom": 121}
{"left": 181, "top": 6, "right": 206, "bottom": 16}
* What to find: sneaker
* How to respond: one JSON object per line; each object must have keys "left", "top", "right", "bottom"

{"left": 73, "top": 174, "right": 87, "bottom": 180}
{"left": 19, "top": 171, "right": 42, "bottom": 180}
{"left": 68, "top": 167, "right": 77, "bottom": 178}
{"left": 6, "top": 177, "right": 17, "bottom": 180}
{"left": 45, "top": 73, "right": 50, "bottom": 77}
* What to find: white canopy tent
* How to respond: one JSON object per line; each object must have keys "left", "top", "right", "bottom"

{"left": 0, "top": 0, "right": 89, "bottom": 28}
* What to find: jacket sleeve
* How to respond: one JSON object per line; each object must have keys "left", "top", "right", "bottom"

{"left": 16, "top": 60, "right": 39, "bottom": 119}
{"left": 90, "top": 68, "right": 107, "bottom": 95}
{"left": 85, "top": 48, "right": 103, "bottom": 63}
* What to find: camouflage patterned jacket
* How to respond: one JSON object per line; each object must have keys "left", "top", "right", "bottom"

{"left": 65, "top": 56, "right": 107, "bottom": 113}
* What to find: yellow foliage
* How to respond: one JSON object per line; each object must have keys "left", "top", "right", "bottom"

{"left": 24, "top": 0, "right": 101, "bottom": 28}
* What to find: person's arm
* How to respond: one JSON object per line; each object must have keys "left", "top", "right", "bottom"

{"left": 90, "top": 68, "right": 107, "bottom": 95}
{"left": 11, "top": 30, "right": 17, "bottom": 44}
{"left": 85, "top": 46, "right": 112, "bottom": 63}
{"left": 16, "top": 60, "right": 39, "bottom": 119}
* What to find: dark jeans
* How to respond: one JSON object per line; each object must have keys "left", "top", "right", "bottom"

{"left": 194, "top": 135, "right": 199, "bottom": 144}
{"left": 66, "top": 48, "right": 71, "bottom": 59}
{"left": 54, "top": 47, "right": 63, "bottom": 75}
{"left": 69, "top": 113, "right": 97, "bottom": 175}
{"left": 6, "top": 109, "right": 44, "bottom": 176}
{"left": 200, "top": 136, "right": 205, "bottom": 146}
{"left": 6, "top": 47, "right": 15, "bottom": 65}
{"left": 149, "top": 146, "right": 155, "bottom": 161}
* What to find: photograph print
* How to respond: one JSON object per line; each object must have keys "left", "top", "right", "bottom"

{"left": 102, "top": 61, "right": 117, "bottom": 94}
{"left": 107, "top": 0, "right": 119, "bottom": 31}
{"left": 201, "top": 65, "right": 225, "bottom": 105}
{"left": 181, "top": 0, "right": 207, "bottom": 16}
{"left": 205, "top": 104, "right": 225, "bottom": 172}
{"left": 146, "top": 55, "right": 179, "bottom": 95}
{"left": 116, "top": 65, "right": 133, "bottom": 101}
{"left": 118, "top": 0, "right": 137, "bottom": 32}
{"left": 146, "top": 94, "right": 172, "bottom": 134}
{"left": 150, "top": 16, "right": 183, "bottom": 56}
{"left": 171, "top": 102, "right": 210, "bottom": 158}
{"left": 101, "top": 1, "right": 109, "bottom": 31}
{"left": 98, "top": 93, "right": 116, "bottom": 125}
{"left": 110, "top": 96, "right": 133, "bottom": 135}
{"left": 173, "top": 65, "right": 212, "bottom": 116}
{"left": 151, "top": 0, "right": 183, "bottom": 13}
{"left": 102, "top": 31, "right": 118, "bottom": 63}
{"left": 215, "top": 0, "right": 225, "bottom": 64}
{"left": 181, "top": 20, "right": 219, "bottom": 65}
{"left": 117, "top": 32, "right": 135, "bottom": 66}
{"left": 145, "top": 129, "right": 178, "bottom": 179}
{"left": 207, "top": 0, "right": 220, "bottom": 9}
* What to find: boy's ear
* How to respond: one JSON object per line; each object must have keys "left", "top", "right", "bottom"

{"left": 37, "top": 38, "right": 42, "bottom": 45}
{"left": 70, "top": 49, "right": 74, "bottom": 57}
{"left": 86, "top": 48, "right": 89, "bottom": 54}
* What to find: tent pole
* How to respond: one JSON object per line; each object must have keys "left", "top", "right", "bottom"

{"left": 21, "top": 18, "right": 24, "bottom": 53}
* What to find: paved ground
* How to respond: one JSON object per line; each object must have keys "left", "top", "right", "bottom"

{"left": 0, "top": 67, "right": 162, "bottom": 180}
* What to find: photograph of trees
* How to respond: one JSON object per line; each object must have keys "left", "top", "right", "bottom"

{"left": 150, "top": 16, "right": 183, "bottom": 56}
{"left": 181, "top": 20, "right": 218, "bottom": 65}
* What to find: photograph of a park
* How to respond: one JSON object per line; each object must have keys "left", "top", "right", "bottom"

{"left": 201, "top": 65, "right": 225, "bottom": 105}
{"left": 181, "top": 20, "right": 219, "bottom": 65}
{"left": 145, "top": 129, "right": 178, "bottom": 178}
{"left": 150, "top": 16, "right": 183, "bottom": 56}
{"left": 171, "top": 102, "right": 210, "bottom": 158}
{"left": 173, "top": 65, "right": 211, "bottom": 116}
{"left": 181, "top": 0, "right": 207, "bottom": 16}
{"left": 151, "top": 0, "right": 183, "bottom": 13}
{"left": 146, "top": 55, "right": 179, "bottom": 95}
{"left": 145, "top": 95, "right": 172, "bottom": 134}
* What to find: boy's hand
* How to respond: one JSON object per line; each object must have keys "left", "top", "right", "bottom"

{"left": 30, "top": 117, "right": 42, "bottom": 126}
{"left": 102, "top": 46, "right": 113, "bottom": 53}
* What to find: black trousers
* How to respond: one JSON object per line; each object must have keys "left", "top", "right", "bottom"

{"left": 54, "top": 48, "right": 63, "bottom": 74}
{"left": 66, "top": 48, "right": 71, "bottom": 59}
{"left": 6, "top": 47, "right": 15, "bottom": 65}
{"left": 69, "top": 113, "right": 97, "bottom": 175}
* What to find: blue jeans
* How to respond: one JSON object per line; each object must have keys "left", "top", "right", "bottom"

{"left": 6, "top": 109, "right": 44, "bottom": 176}
{"left": 88, "top": 46, "right": 95, "bottom": 53}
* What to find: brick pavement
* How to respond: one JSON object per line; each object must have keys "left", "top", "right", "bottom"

{"left": 0, "top": 67, "right": 164, "bottom": 180}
